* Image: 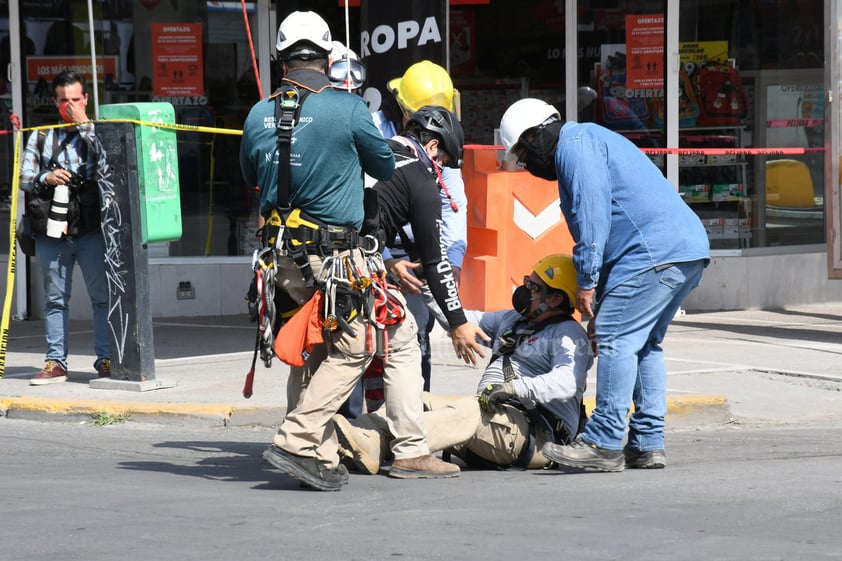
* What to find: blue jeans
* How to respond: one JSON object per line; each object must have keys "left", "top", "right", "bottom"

{"left": 581, "top": 260, "right": 706, "bottom": 451}
{"left": 36, "top": 230, "right": 110, "bottom": 369}
{"left": 405, "top": 291, "right": 435, "bottom": 392}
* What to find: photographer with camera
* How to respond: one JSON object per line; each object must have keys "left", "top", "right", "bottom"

{"left": 19, "top": 70, "right": 111, "bottom": 385}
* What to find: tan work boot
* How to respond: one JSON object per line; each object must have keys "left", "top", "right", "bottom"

{"left": 332, "top": 414, "right": 384, "bottom": 475}
{"left": 388, "top": 454, "right": 460, "bottom": 479}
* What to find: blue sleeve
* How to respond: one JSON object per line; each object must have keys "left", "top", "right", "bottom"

{"left": 353, "top": 103, "right": 395, "bottom": 181}
{"left": 476, "top": 309, "right": 506, "bottom": 340}
{"left": 439, "top": 167, "right": 467, "bottom": 268}
{"left": 557, "top": 135, "right": 610, "bottom": 290}
{"left": 372, "top": 110, "right": 398, "bottom": 139}
{"left": 19, "top": 131, "right": 44, "bottom": 192}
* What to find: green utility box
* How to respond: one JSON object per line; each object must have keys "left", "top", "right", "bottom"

{"left": 100, "top": 102, "right": 182, "bottom": 243}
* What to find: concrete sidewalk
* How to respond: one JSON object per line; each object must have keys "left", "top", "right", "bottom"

{"left": 2, "top": 303, "right": 842, "bottom": 427}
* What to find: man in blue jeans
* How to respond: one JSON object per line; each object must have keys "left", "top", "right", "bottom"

{"left": 19, "top": 71, "right": 111, "bottom": 384}
{"left": 498, "top": 98, "right": 710, "bottom": 472}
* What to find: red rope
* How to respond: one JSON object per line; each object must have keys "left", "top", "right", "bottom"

{"left": 241, "top": 0, "right": 264, "bottom": 99}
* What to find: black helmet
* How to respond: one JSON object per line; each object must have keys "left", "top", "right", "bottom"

{"left": 406, "top": 105, "right": 464, "bottom": 168}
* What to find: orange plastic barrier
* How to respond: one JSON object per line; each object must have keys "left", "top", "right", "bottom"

{"left": 461, "top": 147, "right": 575, "bottom": 311}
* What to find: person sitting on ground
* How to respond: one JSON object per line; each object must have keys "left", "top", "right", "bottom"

{"left": 332, "top": 254, "right": 593, "bottom": 473}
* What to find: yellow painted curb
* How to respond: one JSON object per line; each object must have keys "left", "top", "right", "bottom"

{"left": 0, "top": 395, "right": 728, "bottom": 423}
{"left": 582, "top": 395, "right": 728, "bottom": 415}
{"left": 0, "top": 396, "right": 234, "bottom": 418}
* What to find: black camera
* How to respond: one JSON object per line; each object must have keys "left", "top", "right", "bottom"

{"left": 48, "top": 161, "right": 87, "bottom": 189}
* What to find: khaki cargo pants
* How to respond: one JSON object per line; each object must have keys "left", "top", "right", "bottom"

{"left": 273, "top": 249, "right": 427, "bottom": 469}
{"left": 423, "top": 393, "right": 554, "bottom": 469}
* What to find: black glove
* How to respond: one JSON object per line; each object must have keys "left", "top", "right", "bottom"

{"left": 478, "top": 382, "right": 516, "bottom": 414}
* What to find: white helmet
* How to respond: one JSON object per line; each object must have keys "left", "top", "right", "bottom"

{"left": 329, "top": 41, "right": 359, "bottom": 64}
{"left": 499, "top": 98, "right": 561, "bottom": 154}
{"left": 276, "top": 11, "right": 332, "bottom": 59}
{"left": 327, "top": 41, "right": 366, "bottom": 90}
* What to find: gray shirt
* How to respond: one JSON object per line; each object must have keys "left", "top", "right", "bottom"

{"left": 467, "top": 309, "right": 593, "bottom": 436}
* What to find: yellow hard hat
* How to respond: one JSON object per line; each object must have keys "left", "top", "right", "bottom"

{"left": 388, "top": 60, "right": 456, "bottom": 113}
{"left": 533, "top": 254, "right": 577, "bottom": 306}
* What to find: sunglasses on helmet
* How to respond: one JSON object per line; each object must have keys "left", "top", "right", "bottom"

{"left": 328, "top": 59, "right": 366, "bottom": 89}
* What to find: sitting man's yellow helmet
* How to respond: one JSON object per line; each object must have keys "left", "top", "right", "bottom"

{"left": 533, "top": 253, "right": 577, "bottom": 308}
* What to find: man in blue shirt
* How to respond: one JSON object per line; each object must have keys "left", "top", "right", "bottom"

{"left": 499, "top": 98, "right": 710, "bottom": 472}
{"left": 19, "top": 71, "right": 111, "bottom": 385}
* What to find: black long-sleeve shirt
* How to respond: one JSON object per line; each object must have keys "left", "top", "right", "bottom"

{"left": 372, "top": 139, "right": 467, "bottom": 329}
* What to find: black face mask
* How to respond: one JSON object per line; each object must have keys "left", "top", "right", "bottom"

{"left": 522, "top": 120, "right": 562, "bottom": 181}
{"left": 511, "top": 285, "right": 533, "bottom": 317}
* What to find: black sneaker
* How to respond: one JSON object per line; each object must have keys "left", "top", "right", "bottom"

{"left": 263, "top": 445, "right": 344, "bottom": 491}
{"left": 624, "top": 446, "right": 666, "bottom": 469}
{"left": 542, "top": 436, "right": 625, "bottom": 472}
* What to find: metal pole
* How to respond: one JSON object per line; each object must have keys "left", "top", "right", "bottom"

{"left": 666, "top": 3, "right": 679, "bottom": 188}
{"left": 86, "top": 0, "right": 100, "bottom": 119}
{"left": 445, "top": 0, "right": 450, "bottom": 74}
{"left": 564, "top": 0, "right": 577, "bottom": 121}
{"left": 9, "top": 0, "right": 28, "bottom": 320}
{"left": 258, "top": 0, "right": 272, "bottom": 97}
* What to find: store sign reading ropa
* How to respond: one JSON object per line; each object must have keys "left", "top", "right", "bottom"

{"left": 27, "top": 56, "right": 119, "bottom": 83}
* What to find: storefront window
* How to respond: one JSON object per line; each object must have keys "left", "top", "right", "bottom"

{"left": 572, "top": 0, "right": 825, "bottom": 250}
{"left": 0, "top": 0, "right": 832, "bottom": 257}
{"left": 3, "top": 0, "right": 265, "bottom": 258}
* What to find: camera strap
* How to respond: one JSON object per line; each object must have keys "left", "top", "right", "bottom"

{"left": 43, "top": 129, "right": 80, "bottom": 171}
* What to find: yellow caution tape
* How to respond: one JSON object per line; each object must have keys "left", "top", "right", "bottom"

{"left": 1, "top": 117, "right": 245, "bottom": 378}
{"left": 1, "top": 129, "right": 22, "bottom": 379}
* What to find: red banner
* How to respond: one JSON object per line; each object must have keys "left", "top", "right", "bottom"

{"left": 26, "top": 56, "right": 119, "bottom": 83}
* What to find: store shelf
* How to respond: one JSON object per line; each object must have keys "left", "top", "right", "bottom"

{"left": 679, "top": 126, "right": 750, "bottom": 248}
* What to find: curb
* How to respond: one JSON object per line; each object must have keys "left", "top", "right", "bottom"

{"left": 0, "top": 396, "right": 283, "bottom": 427}
{"left": 583, "top": 395, "right": 731, "bottom": 425}
{"left": 1, "top": 394, "right": 730, "bottom": 428}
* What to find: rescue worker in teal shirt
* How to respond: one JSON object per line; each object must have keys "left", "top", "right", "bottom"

{"left": 239, "top": 61, "right": 393, "bottom": 228}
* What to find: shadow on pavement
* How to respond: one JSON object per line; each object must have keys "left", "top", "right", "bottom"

{"left": 117, "top": 439, "right": 302, "bottom": 489}
{"left": 675, "top": 317, "right": 842, "bottom": 348}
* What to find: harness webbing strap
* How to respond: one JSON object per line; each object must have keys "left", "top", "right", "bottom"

{"left": 488, "top": 314, "right": 584, "bottom": 465}
{"left": 274, "top": 85, "right": 300, "bottom": 213}
{"left": 489, "top": 315, "right": 571, "bottom": 369}
{"left": 273, "top": 84, "right": 316, "bottom": 288}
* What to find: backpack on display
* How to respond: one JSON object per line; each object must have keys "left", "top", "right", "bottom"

{"left": 693, "top": 61, "right": 748, "bottom": 126}
{"left": 596, "top": 54, "right": 650, "bottom": 130}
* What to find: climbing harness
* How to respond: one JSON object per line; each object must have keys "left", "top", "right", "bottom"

{"left": 242, "top": 81, "right": 406, "bottom": 397}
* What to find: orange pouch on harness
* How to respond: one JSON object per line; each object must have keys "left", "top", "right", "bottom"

{"left": 274, "top": 289, "right": 324, "bottom": 367}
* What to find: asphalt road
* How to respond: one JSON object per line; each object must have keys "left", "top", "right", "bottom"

{"left": 2, "top": 419, "right": 841, "bottom": 561}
